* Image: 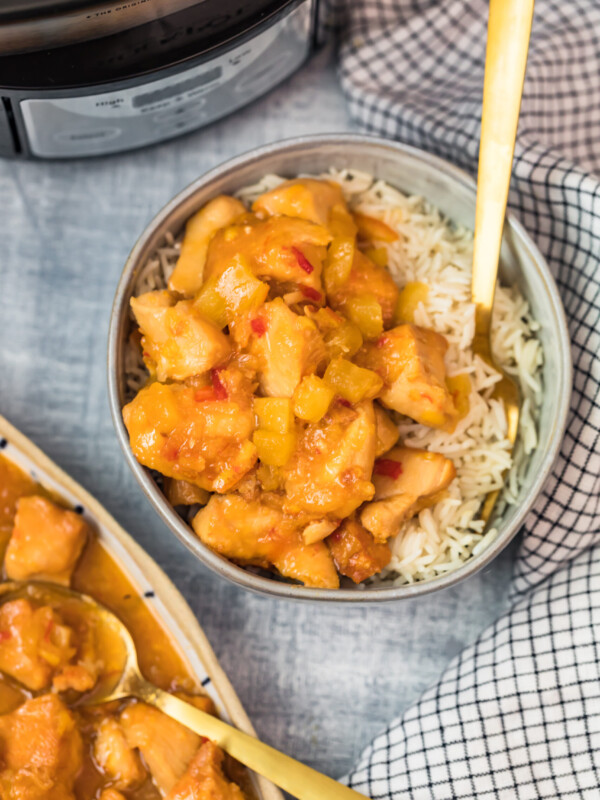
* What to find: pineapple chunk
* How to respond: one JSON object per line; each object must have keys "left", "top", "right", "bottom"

{"left": 248, "top": 298, "right": 327, "bottom": 398}
{"left": 93, "top": 717, "right": 146, "bottom": 790}
{"left": 374, "top": 404, "right": 400, "bottom": 457}
{"left": 99, "top": 791, "right": 127, "bottom": 800}
{"left": 395, "top": 281, "right": 429, "bottom": 323}
{"left": 195, "top": 255, "right": 269, "bottom": 329}
{"left": 324, "top": 320, "right": 363, "bottom": 359}
{"left": 327, "top": 250, "right": 399, "bottom": 328}
{"left": 169, "top": 195, "right": 246, "bottom": 296}
{"left": 192, "top": 494, "right": 339, "bottom": 588}
{"left": 256, "top": 463, "right": 284, "bottom": 492}
{"left": 327, "top": 519, "right": 391, "bottom": 583}
{"left": 364, "top": 247, "right": 388, "bottom": 267}
{"left": 323, "top": 357, "right": 383, "bottom": 404}
{"left": 345, "top": 294, "right": 384, "bottom": 340}
{"left": 215, "top": 255, "right": 269, "bottom": 315}
{"left": 5, "top": 495, "right": 88, "bottom": 585}
{"left": 193, "top": 280, "right": 229, "bottom": 329}
{"left": 446, "top": 373, "right": 471, "bottom": 424}
{"left": 323, "top": 235, "right": 355, "bottom": 293}
{"left": 253, "top": 397, "right": 293, "bottom": 433}
{"left": 356, "top": 324, "right": 458, "bottom": 430}
{"left": 131, "top": 291, "right": 231, "bottom": 382}
{"left": 353, "top": 211, "right": 399, "bottom": 242}
{"left": 253, "top": 430, "right": 296, "bottom": 467}
{"left": 293, "top": 375, "right": 335, "bottom": 423}
{"left": 304, "top": 306, "right": 363, "bottom": 360}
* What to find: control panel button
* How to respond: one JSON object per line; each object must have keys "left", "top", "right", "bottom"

{"left": 153, "top": 99, "right": 206, "bottom": 122}
{"left": 53, "top": 127, "right": 121, "bottom": 144}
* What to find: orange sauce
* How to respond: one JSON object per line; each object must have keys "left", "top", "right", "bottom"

{"left": 72, "top": 540, "right": 193, "bottom": 693}
{"left": 0, "top": 456, "right": 42, "bottom": 559}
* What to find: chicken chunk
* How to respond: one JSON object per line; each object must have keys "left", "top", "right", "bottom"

{"left": 327, "top": 519, "right": 391, "bottom": 583}
{"left": 5, "top": 495, "right": 88, "bottom": 585}
{"left": 247, "top": 298, "right": 327, "bottom": 397}
{"left": 356, "top": 324, "right": 458, "bottom": 429}
{"left": 0, "top": 694, "right": 83, "bottom": 800}
{"left": 374, "top": 404, "right": 400, "bottom": 457}
{"left": 167, "top": 741, "right": 245, "bottom": 800}
{"left": 93, "top": 716, "right": 146, "bottom": 790}
{"left": 360, "top": 446, "right": 456, "bottom": 540}
{"left": 0, "top": 599, "right": 78, "bottom": 691}
{"left": 283, "top": 401, "right": 376, "bottom": 519}
{"left": 120, "top": 702, "right": 202, "bottom": 795}
{"left": 192, "top": 494, "right": 339, "bottom": 589}
{"left": 252, "top": 177, "right": 349, "bottom": 228}
{"left": 99, "top": 791, "right": 127, "bottom": 800}
{"left": 327, "top": 250, "right": 400, "bottom": 327}
{"left": 131, "top": 291, "right": 230, "bottom": 382}
{"left": 169, "top": 195, "right": 247, "bottom": 296}
{"left": 204, "top": 216, "right": 331, "bottom": 296}
{"left": 123, "top": 366, "right": 257, "bottom": 493}
{"left": 371, "top": 446, "right": 456, "bottom": 501}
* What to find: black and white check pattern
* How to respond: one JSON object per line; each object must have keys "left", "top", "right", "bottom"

{"left": 344, "top": 546, "right": 600, "bottom": 798}
{"left": 329, "top": 0, "right": 600, "bottom": 795}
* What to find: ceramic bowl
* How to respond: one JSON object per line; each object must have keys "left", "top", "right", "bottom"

{"left": 108, "top": 134, "right": 571, "bottom": 602}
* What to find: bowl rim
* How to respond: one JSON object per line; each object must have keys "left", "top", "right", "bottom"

{"left": 107, "top": 132, "right": 572, "bottom": 602}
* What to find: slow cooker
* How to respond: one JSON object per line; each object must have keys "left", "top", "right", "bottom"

{"left": 0, "top": 0, "right": 319, "bottom": 158}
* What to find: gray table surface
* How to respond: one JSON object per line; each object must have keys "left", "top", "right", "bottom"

{"left": 0, "top": 47, "right": 518, "bottom": 781}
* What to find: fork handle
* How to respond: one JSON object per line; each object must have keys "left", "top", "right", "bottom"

{"left": 137, "top": 681, "right": 369, "bottom": 800}
{"left": 472, "top": 0, "right": 535, "bottom": 339}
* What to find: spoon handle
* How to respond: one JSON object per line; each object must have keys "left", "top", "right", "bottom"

{"left": 472, "top": 0, "right": 535, "bottom": 339}
{"left": 138, "top": 682, "right": 370, "bottom": 800}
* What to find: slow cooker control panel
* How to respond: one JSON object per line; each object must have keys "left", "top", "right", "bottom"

{"left": 18, "top": 2, "right": 311, "bottom": 158}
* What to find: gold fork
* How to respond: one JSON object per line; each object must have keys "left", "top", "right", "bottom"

{"left": 472, "top": 0, "right": 535, "bottom": 520}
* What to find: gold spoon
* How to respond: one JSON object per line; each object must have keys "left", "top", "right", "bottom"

{"left": 472, "top": 0, "right": 535, "bottom": 521}
{"left": 0, "top": 581, "right": 368, "bottom": 800}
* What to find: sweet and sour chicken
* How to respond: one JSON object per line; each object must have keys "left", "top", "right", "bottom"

{"left": 124, "top": 177, "right": 463, "bottom": 588}
{"left": 0, "top": 456, "right": 250, "bottom": 800}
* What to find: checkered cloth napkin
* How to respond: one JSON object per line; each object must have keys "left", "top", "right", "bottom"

{"left": 324, "top": 0, "right": 600, "bottom": 796}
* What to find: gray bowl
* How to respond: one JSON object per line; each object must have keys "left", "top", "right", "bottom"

{"left": 108, "top": 134, "right": 571, "bottom": 602}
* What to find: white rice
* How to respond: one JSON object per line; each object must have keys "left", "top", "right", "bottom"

{"left": 128, "top": 169, "right": 543, "bottom": 586}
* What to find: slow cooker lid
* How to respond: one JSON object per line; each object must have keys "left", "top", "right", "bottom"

{"left": 0, "top": 0, "right": 111, "bottom": 19}
{"left": 0, "top": 0, "right": 302, "bottom": 89}
{"left": 0, "top": 0, "right": 218, "bottom": 54}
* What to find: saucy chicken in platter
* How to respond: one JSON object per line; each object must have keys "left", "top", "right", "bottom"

{"left": 123, "top": 178, "right": 468, "bottom": 589}
{"left": 0, "top": 454, "right": 251, "bottom": 800}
